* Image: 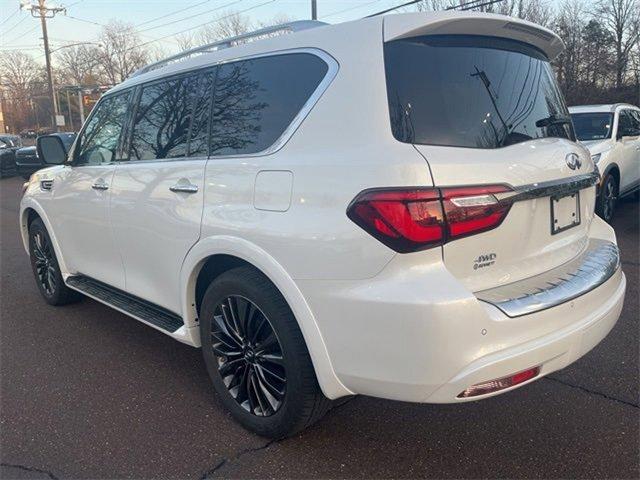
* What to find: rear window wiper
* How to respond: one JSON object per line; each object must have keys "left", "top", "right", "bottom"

{"left": 535, "top": 114, "right": 573, "bottom": 128}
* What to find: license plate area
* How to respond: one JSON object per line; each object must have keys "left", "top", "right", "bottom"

{"left": 551, "top": 191, "right": 580, "bottom": 234}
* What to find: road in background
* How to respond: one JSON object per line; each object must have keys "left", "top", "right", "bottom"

{"left": 1, "top": 176, "right": 638, "bottom": 479}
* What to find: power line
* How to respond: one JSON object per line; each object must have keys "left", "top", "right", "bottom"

{"left": 138, "top": 0, "right": 246, "bottom": 33}
{"left": 1, "top": 5, "right": 21, "bottom": 26}
{"left": 133, "top": 0, "right": 276, "bottom": 51}
{"left": 2, "top": 24, "right": 40, "bottom": 47}
{"left": 321, "top": 0, "right": 384, "bottom": 20}
{"left": 2, "top": 14, "right": 29, "bottom": 37}
{"left": 60, "top": 13, "right": 180, "bottom": 46}
{"left": 136, "top": 0, "right": 212, "bottom": 27}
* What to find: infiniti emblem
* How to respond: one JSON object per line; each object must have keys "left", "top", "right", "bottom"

{"left": 566, "top": 153, "right": 582, "bottom": 170}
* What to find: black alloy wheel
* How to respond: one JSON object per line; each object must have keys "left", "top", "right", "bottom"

{"left": 598, "top": 174, "right": 617, "bottom": 223}
{"left": 200, "top": 266, "right": 332, "bottom": 438}
{"left": 31, "top": 229, "right": 57, "bottom": 297}
{"left": 28, "top": 218, "right": 82, "bottom": 306}
{"left": 211, "top": 295, "right": 286, "bottom": 417}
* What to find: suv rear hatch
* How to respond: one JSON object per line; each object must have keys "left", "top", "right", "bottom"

{"left": 382, "top": 14, "right": 598, "bottom": 292}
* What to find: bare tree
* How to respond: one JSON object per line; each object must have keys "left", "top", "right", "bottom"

{"left": 0, "top": 51, "right": 45, "bottom": 131}
{"left": 490, "top": 0, "right": 555, "bottom": 27}
{"left": 198, "top": 11, "right": 252, "bottom": 43}
{"left": 55, "top": 45, "right": 102, "bottom": 86}
{"left": 176, "top": 32, "right": 196, "bottom": 51}
{"left": 597, "top": 0, "right": 640, "bottom": 89}
{"left": 554, "top": 0, "right": 586, "bottom": 95}
{"left": 97, "top": 20, "right": 149, "bottom": 85}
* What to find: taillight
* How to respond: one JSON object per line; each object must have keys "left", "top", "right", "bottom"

{"left": 347, "top": 185, "right": 512, "bottom": 253}
{"left": 441, "top": 185, "right": 512, "bottom": 240}
{"left": 346, "top": 189, "right": 444, "bottom": 253}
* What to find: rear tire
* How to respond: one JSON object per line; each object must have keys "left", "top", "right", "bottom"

{"left": 28, "top": 218, "right": 82, "bottom": 306}
{"left": 596, "top": 173, "right": 617, "bottom": 224}
{"left": 199, "top": 266, "right": 331, "bottom": 438}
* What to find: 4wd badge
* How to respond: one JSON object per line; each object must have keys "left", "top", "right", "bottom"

{"left": 474, "top": 253, "right": 496, "bottom": 270}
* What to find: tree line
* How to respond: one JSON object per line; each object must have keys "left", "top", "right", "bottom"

{"left": 0, "top": 0, "right": 638, "bottom": 133}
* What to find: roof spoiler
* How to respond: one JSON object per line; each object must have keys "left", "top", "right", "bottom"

{"left": 383, "top": 12, "right": 564, "bottom": 60}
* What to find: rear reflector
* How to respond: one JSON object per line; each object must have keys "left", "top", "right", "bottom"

{"left": 457, "top": 366, "right": 541, "bottom": 398}
{"left": 347, "top": 185, "right": 512, "bottom": 253}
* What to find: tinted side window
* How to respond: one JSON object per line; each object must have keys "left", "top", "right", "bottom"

{"left": 617, "top": 110, "right": 636, "bottom": 136}
{"left": 130, "top": 74, "right": 198, "bottom": 161}
{"left": 188, "top": 69, "right": 215, "bottom": 157}
{"left": 210, "top": 53, "right": 328, "bottom": 156}
{"left": 76, "top": 92, "right": 131, "bottom": 165}
{"left": 628, "top": 110, "right": 640, "bottom": 130}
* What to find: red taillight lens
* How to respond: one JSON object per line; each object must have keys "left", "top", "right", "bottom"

{"left": 441, "top": 186, "right": 512, "bottom": 240}
{"left": 457, "top": 366, "right": 541, "bottom": 398}
{"left": 347, "top": 189, "right": 444, "bottom": 253}
{"left": 347, "top": 185, "right": 512, "bottom": 253}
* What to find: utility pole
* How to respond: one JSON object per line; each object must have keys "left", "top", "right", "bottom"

{"left": 311, "top": 0, "right": 317, "bottom": 20}
{"left": 21, "top": 0, "right": 66, "bottom": 131}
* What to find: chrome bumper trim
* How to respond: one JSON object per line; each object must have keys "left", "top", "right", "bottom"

{"left": 476, "top": 239, "right": 620, "bottom": 317}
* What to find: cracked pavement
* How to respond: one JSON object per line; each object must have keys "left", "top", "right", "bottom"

{"left": 1, "top": 177, "right": 638, "bottom": 479}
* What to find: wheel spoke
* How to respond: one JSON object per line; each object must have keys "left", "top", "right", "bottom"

{"left": 249, "top": 369, "right": 269, "bottom": 415}
{"left": 221, "top": 303, "right": 243, "bottom": 343}
{"left": 255, "top": 330, "right": 278, "bottom": 352}
{"left": 254, "top": 364, "right": 285, "bottom": 398}
{"left": 213, "top": 313, "right": 242, "bottom": 347}
{"left": 219, "top": 357, "right": 245, "bottom": 377}
{"left": 254, "top": 368, "right": 281, "bottom": 412}
{"left": 209, "top": 295, "right": 286, "bottom": 417}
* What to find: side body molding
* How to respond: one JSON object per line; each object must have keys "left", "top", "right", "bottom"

{"left": 180, "top": 235, "right": 353, "bottom": 399}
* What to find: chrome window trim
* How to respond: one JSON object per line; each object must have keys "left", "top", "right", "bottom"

{"left": 476, "top": 239, "right": 620, "bottom": 317}
{"left": 109, "top": 48, "right": 338, "bottom": 165}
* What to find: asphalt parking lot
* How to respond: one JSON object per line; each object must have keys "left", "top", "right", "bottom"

{"left": 0, "top": 175, "right": 638, "bottom": 480}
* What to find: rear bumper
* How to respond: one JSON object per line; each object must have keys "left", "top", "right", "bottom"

{"left": 426, "top": 268, "right": 625, "bottom": 402}
{"left": 298, "top": 227, "right": 625, "bottom": 402}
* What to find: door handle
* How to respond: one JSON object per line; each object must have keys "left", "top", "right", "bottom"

{"left": 91, "top": 180, "right": 109, "bottom": 191}
{"left": 169, "top": 182, "right": 198, "bottom": 194}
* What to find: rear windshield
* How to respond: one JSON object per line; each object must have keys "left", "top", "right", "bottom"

{"left": 570, "top": 113, "right": 613, "bottom": 141}
{"left": 384, "top": 35, "right": 574, "bottom": 149}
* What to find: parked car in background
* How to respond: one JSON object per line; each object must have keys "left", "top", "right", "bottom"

{"left": 23, "top": 12, "right": 625, "bottom": 438}
{"left": 16, "top": 132, "right": 76, "bottom": 179}
{"left": 569, "top": 104, "right": 640, "bottom": 222}
{"left": 0, "top": 135, "right": 23, "bottom": 177}
{"left": 21, "top": 130, "right": 37, "bottom": 139}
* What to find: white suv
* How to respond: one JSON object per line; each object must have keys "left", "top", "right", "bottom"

{"left": 21, "top": 12, "right": 626, "bottom": 438}
{"left": 569, "top": 104, "right": 640, "bottom": 223}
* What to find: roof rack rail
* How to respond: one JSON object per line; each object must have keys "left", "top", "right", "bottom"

{"left": 129, "top": 20, "right": 328, "bottom": 78}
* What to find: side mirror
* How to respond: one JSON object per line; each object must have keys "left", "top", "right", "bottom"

{"left": 37, "top": 135, "right": 67, "bottom": 165}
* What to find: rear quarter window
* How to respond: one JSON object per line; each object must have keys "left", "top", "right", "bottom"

{"left": 210, "top": 53, "right": 329, "bottom": 156}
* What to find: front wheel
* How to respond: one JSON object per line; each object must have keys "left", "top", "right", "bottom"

{"left": 199, "top": 266, "right": 331, "bottom": 438}
{"left": 28, "top": 218, "right": 82, "bottom": 306}
{"left": 597, "top": 173, "right": 618, "bottom": 224}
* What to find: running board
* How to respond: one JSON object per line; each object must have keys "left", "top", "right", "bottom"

{"left": 66, "top": 275, "right": 184, "bottom": 333}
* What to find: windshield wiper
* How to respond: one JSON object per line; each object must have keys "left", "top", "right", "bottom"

{"left": 535, "top": 114, "right": 572, "bottom": 128}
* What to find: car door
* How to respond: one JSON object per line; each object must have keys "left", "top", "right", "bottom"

{"left": 109, "top": 70, "right": 213, "bottom": 313}
{"left": 48, "top": 91, "right": 132, "bottom": 289}
{"left": 615, "top": 109, "right": 640, "bottom": 192}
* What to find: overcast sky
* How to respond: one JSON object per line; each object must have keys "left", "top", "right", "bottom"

{"left": 1, "top": 0, "right": 598, "bottom": 60}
